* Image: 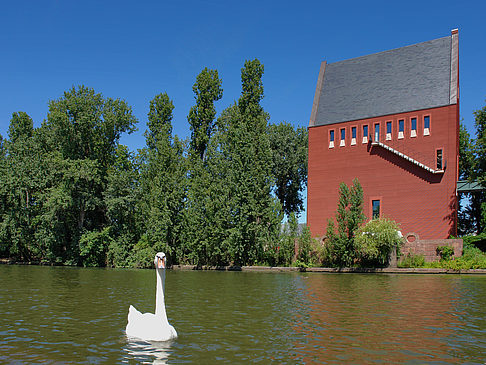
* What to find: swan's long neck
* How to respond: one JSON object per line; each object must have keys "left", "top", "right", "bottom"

{"left": 155, "top": 267, "right": 168, "bottom": 321}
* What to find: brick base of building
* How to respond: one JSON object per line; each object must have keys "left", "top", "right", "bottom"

{"left": 400, "top": 232, "right": 463, "bottom": 262}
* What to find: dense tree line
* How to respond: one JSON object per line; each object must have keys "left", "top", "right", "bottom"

{"left": 0, "top": 60, "right": 308, "bottom": 267}
{"left": 458, "top": 101, "right": 486, "bottom": 235}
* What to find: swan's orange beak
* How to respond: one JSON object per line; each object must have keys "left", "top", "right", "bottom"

{"left": 157, "top": 257, "right": 165, "bottom": 269}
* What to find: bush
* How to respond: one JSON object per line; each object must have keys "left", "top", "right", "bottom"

{"left": 398, "top": 253, "right": 425, "bottom": 268}
{"left": 79, "top": 228, "right": 113, "bottom": 267}
{"left": 426, "top": 242, "right": 486, "bottom": 269}
{"left": 436, "top": 245, "right": 454, "bottom": 261}
{"left": 297, "top": 226, "right": 311, "bottom": 264}
{"left": 355, "top": 218, "right": 402, "bottom": 267}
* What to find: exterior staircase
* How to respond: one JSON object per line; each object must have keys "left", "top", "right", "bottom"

{"left": 371, "top": 140, "right": 444, "bottom": 174}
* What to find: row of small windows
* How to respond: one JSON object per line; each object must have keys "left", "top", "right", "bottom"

{"left": 329, "top": 116, "right": 431, "bottom": 148}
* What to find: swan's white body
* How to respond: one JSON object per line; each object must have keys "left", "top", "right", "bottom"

{"left": 126, "top": 253, "right": 177, "bottom": 342}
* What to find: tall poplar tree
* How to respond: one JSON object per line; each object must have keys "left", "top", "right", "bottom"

{"left": 184, "top": 68, "right": 227, "bottom": 265}
{"left": 216, "top": 59, "right": 281, "bottom": 265}
{"left": 138, "top": 93, "right": 187, "bottom": 265}
{"left": 188, "top": 68, "right": 223, "bottom": 160}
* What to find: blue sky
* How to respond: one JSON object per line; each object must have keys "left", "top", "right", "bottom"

{"left": 1, "top": 0, "right": 485, "bottom": 221}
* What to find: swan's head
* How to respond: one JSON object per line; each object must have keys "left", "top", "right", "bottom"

{"left": 154, "top": 252, "right": 166, "bottom": 269}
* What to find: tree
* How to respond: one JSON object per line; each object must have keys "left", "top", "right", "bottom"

{"left": 184, "top": 68, "right": 228, "bottom": 266}
{"left": 459, "top": 122, "right": 474, "bottom": 180}
{"left": 213, "top": 59, "right": 281, "bottom": 265}
{"left": 0, "top": 113, "right": 50, "bottom": 261}
{"left": 458, "top": 122, "right": 480, "bottom": 234}
{"left": 42, "top": 86, "right": 137, "bottom": 264}
{"left": 139, "top": 93, "right": 187, "bottom": 265}
{"left": 472, "top": 102, "right": 486, "bottom": 232}
{"left": 355, "top": 218, "right": 402, "bottom": 267}
{"left": 8, "top": 112, "right": 33, "bottom": 142}
{"left": 325, "top": 178, "right": 366, "bottom": 267}
{"left": 268, "top": 122, "right": 308, "bottom": 216}
{"left": 188, "top": 68, "right": 223, "bottom": 160}
{"left": 104, "top": 145, "right": 141, "bottom": 267}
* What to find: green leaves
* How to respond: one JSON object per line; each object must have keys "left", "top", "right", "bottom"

{"left": 188, "top": 68, "right": 223, "bottom": 160}
{"left": 458, "top": 102, "right": 486, "bottom": 235}
{"left": 324, "top": 179, "right": 366, "bottom": 267}
{"left": 268, "top": 122, "right": 308, "bottom": 216}
{"left": 0, "top": 62, "right": 309, "bottom": 267}
{"left": 355, "top": 218, "right": 402, "bottom": 267}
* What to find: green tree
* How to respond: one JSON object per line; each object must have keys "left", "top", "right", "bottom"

{"left": 458, "top": 122, "right": 481, "bottom": 234}
{"left": 0, "top": 113, "right": 55, "bottom": 261}
{"left": 184, "top": 68, "right": 229, "bottom": 266}
{"left": 188, "top": 68, "right": 223, "bottom": 160}
{"left": 268, "top": 122, "right": 308, "bottom": 216}
{"left": 139, "top": 93, "right": 187, "bottom": 264}
{"left": 473, "top": 102, "right": 486, "bottom": 232}
{"left": 104, "top": 145, "right": 141, "bottom": 267}
{"left": 355, "top": 218, "right": 402, "bottom": 267}
{"left": 459, "top": 122, "right": 474, "bottom": 180}
{"left": 325, "top": 178, "right": 366, "bottom": 267}
{"left": 215, "top": 59, "right": 281, "bottom": 265}
{"left": 42, "top": 86, "right": 137, "bottom": 264}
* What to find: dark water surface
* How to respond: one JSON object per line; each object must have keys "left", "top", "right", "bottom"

{"left": 1, "top": 265, "right": 485, "bottom": 364}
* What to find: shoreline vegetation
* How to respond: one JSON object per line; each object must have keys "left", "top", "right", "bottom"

{"left": 2, "top": 259, "right": 486, "bottom": 274}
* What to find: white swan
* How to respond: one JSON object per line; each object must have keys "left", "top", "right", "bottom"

{"left": 126, "top": 252, "right": 177, "bottom": 342}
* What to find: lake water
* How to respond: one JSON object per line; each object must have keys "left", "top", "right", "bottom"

{"left": 1, "top": 265, "right": 485, "bottom": 364}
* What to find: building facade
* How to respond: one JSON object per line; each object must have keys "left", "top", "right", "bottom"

{"left": 307, "top": 30, "right": 459, "bottom": 241}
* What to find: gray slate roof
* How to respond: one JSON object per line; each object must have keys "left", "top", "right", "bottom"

{"left": 310, "top": 33, "right": 458, "bottom": 127}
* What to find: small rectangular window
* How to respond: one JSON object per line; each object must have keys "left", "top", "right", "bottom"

{"left": 411, "top": 117, "right": 417, "bottom": 137}
{"left": 386, "top": 121, "right": 392, "bottom": 140}
{"left": 398, "top": 119, "right": 404, "bottom": 139}
{"left": 340, "top": 128, "right": 346, "bottom": 147}
{"left": 374, "top": 123, "right": 380, "bottom": 142}
{"left": 329, "top": 130, "right": 334, "bottom": 148}
{"left": 436, "top": 149, "right": 443, "bottom": 170}
{"left": 351, "top": 126, "right": 357, "bottom": 145}
{"left": 372, "top": 200, "right": 381, "bottom": 219}
{"left": 362, "top": 125, "right": 368, "bottom": 144}
{"left": 424, "top": 116, "right": 430, "bottom": 136}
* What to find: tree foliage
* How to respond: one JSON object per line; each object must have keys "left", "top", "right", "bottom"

{"left": 268, "top": 122, "right": 308, "bottom": 216}
{"left": 458, "top": 102, "right": 486, "bottom": 235}
{"left": 355, "top": 218, "right": 402, "bottom": 267}
{"left": 188, "top": 68, "right": 223, "bottom": 160}
{"left": 0, "top": 62, "right": 309, "bottom": 267}
{"left": 324, "top": 179, "right": 366, "bottom": 267}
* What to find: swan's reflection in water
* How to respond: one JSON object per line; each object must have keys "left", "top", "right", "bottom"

{"left": 124, "top": 337, "right": 175, "bottom": 364}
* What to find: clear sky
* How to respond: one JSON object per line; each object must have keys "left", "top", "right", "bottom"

{"left": 1, "top": 0, "right": 485, "bottom": 221}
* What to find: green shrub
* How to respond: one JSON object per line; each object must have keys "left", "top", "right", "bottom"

{"left": 398, "top": 253, "right": 425, "bottom": 268}
{"left": 264, "top": 237, "right": 295, "bottom": 267}
{"left": 355, "top": 218, "right": 402, "bottom": 267}
{"left": 436, "top": 245, "right": 454, "bottom": 261}
{"left": 130, "top": 234, "right": 157, "bottom": 268}
{"left": 297, "top": 226, "right": 311, "bottom": 265}
{"left": 79, "top": 228, "right": 113, "bottom": 267}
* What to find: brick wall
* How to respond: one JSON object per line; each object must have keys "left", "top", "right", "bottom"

{"left": 307, "top": 104, "right": 459, "bottom": 240}
{"left": 400, "top": 237, "right": 463, "bottom": 262}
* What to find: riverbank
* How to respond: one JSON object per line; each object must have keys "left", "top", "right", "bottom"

{"left": 172, "top": 264, "right": 486, "bottom": 274}
{"left": 2, "top": 259, "right": 486, "bottom": 274}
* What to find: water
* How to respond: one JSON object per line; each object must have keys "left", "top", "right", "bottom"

{"left": 0, "top": 265, "right": 485, "bottom": 364}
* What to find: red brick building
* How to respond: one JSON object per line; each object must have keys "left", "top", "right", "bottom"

{"left": 307, "top": 30, "right": 460, "bottom": 241}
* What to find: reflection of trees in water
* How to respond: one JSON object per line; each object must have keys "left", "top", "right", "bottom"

{"left": 290, "top": 274, "right": 468, "bottom": 363}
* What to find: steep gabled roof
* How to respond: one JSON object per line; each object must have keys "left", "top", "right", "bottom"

{"left": 310, "top": 31, "right": 459, "bottom": 127}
